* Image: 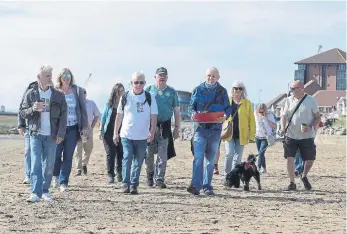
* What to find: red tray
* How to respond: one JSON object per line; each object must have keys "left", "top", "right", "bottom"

{"left": 193, "top": 112, "right": 224, "bottom": 123}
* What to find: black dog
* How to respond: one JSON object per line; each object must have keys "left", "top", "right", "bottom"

{"left": 225, "top": 154, "right": 261, "bottom": 191}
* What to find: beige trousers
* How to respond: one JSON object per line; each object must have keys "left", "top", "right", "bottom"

{"left": 75, "top": 131, "right": 94, "bottom": 170}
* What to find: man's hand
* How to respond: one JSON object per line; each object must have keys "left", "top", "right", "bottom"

{"left": 217, "top": 115, "right": 226, "bottom": 123}
{"left": 277, "top": 129, "right": 284, "bottom": 137}
{"left": 113, "top": 134, "right": 120, "bottom": 145}
{"left": 33, "top": 102, "right": 44, "bottom": 112}
{"left": 18, "top": 128, "right": 25, "bottom": 136}
{"left": 147, "top": 132, "right": 154, "bottom": 143}
{"left": 173, "top": 126, "right": 180, "bottom": 139}
{"left": 56, "top": 137, "right": 63, "bottom": 144}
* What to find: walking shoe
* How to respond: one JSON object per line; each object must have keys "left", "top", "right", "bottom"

{"left": 187, "top": 185, "right": 200, "bottom": 195}
{"left": 123, "top": 184, "right": 130, "bottom": 194}
{"left": 285, "top": 182, "right": 297, "bottom": 191}
{"left": 23, "top": 177, "right": 30, "bottom": 184}
{"left": 204, "top": 189, "right": 214, "bottom": 196}
{"left": 155, "top": 180, "right": 167, "bottom": 189}
{"left": 52, "top": 176, "right": 59, "bottom": 188}
{"left": 82, "top": 166, "right": 87, "bottom": 175}
{"left": 147, "top": 172, "right": 154, "bottom": 187}
{"left": 214, "top": 164, "right": 219, "bottom": 175}
{"left": 130, "top": 185, "right": 138, "bottom": 195}
{"left": 26, "top": 193, "right": 40, "bottom": 203}
{"left": 75, "top": 170, "right": 82, "bottom": 176}
{"left": 116, "top": 173, "right": 122, "bottom": 183}
{"left": 60, "top": 184, "right": 68, "bottom": 192}
{"left": 42, "top": 193, "right": 53, "bottom": 201}
{"left": 301, "top": 176, "right": 312, "bottom": 190}
{"left": 108, "top": 176, "right": 115, "bottom": 184}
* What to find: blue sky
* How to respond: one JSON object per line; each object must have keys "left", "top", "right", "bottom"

{"left": 0, "top": 1, "right": 346, "bottom": 112}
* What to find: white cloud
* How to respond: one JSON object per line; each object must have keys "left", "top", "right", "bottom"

{"left": 0, "top": 1, "right": 345, "bottom": 111}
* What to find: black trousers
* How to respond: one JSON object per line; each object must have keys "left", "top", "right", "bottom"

{"left": 102, "top": 132, "right": 123, "bottom": 177}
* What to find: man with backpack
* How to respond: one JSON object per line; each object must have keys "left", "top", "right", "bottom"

{"left": 145, "top": 67, "right": 181, "bottom": 188}
{"left": 113, "top": 72, "right": 158, "bottom": 194}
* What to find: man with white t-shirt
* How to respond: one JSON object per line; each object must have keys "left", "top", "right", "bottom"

{"left": 280, "top": 80, "right": 320, "bottom": 191}
{"left": 113, "top": 72, "right": 158, "bottom": 195}
{"left": 20, "top": 65, "right": 67, "bottom": 202}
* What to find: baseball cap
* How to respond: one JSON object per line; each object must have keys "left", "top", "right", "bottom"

{"left": 155, "top": 67, "right": 168, "bottom": 75}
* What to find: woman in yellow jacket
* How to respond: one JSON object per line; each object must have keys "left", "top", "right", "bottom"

{"left": 224, "top": 81, "right": 256, "bottom": 177}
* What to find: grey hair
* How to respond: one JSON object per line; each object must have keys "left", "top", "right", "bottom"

{"left": 131, "top": 71, "right": 145, "bottom": 80}
{"left": 230, "top": 80, "right": 248, "bottom": 98}
{"left": 37, "top": 64, "right": 53, "bottom": 77}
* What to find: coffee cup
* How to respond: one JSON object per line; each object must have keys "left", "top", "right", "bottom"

{"left": 301, "top": 123, "right": 308, "bottom": 132}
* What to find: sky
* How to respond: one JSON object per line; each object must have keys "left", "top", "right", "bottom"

{"left": 0, "top": 0, "right": 346, "bottom": 112}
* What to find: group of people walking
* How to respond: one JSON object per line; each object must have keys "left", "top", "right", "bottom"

{"left": 18, "top": 64, "right": 320, "bottom": 202}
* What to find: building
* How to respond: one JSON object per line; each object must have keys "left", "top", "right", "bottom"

{"left": 0, "top": 105, "right": 5, "bottom": 112}
{"left": 176, "top": 90, "right": 191, "bottom": 121}
{"left": 294, "top": 48, "right": 346, "bottom": 90}
{"left": 336, "top": 97, "right": 347, "bottom": 116}
{"left": 267, "top": 48, "right": 347, "bottom": 115}
{"left": 313, "top": 90, "right": 346, "bottom": 113}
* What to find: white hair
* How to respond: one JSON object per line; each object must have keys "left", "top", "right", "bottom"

{"left": 37, "top": 64, "right": 53, "bottom": 76}
{"left": 131, "top": 71, "right": 145, "bottom": 80}
{"left": 230, "top": 80, "right": 248, "bottom": 98}
{"left": 206, "top": 66, "right": 220, "bottom": 75}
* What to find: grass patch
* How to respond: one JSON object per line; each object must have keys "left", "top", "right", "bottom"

{"left": 0, "top": 115, "right": 17, "bottom": 127}
{"left": 332, "top": 116, "right": 347, "bottom": 128}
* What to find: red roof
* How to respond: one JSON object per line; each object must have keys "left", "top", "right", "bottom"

{"left": 295, "top": 48, "right": 346, "bottom": 64}
{"left": 312, "top": 90, "right": 346, "bottom": 107}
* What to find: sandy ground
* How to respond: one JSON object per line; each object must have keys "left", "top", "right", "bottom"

{"left": 0, "top": 134, "right": 346, "bottom": 234}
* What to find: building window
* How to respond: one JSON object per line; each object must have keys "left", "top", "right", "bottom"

{"left": 298, "top": 64, "right": 306, "bottom": 70}
{"left": 321, "top": 65, "right": 326, "bottom": 89}
{"left": 337, "top": 64, "right": 346, "bottom": 90}
{"left": 338, "top": 64, "right": 346, "bottom": 71}
{"left": 294, "top": 69, "right": 305, "bottom": 83}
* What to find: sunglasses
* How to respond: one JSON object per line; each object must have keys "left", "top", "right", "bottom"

{"left": 233, "top": 87, "right": 243, "bottom": 91}
{"left": 290, "top": 87, "right": 300, "bottom": 91}
{"left": 61, "top": 73, "right": 72, "bottom": 79}
{"left": 133, "top": 81, "right": 145, "bottom": 85}
{"left": 259, "top": 111, "right": 264, "bottom": 114}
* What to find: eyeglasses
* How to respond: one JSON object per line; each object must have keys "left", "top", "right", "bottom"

{"left": 61, "top": 73, "right": 72, "bottom": 79}
{"left": 233, "top": 87, "right": 243, "bottom": 91}
{"left": 133, "top": 81, "right": 145, "bottom": 85}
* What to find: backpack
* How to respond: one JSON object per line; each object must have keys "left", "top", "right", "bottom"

{"left": 121, "top": 91, "right": 152, "bottom": 111}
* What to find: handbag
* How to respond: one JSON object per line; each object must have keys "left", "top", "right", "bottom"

{"left": 220, "top": 103, "right": 241, "bottom": 140}
{"left": 260, "top": 119, "right": 276, "bottom": 146}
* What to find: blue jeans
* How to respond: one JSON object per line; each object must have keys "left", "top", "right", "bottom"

{"left": 191, "top": 127, "right": 221, "bottom": 192}
{"left": 30, "top": 134, "right": 57, "bottom": 197}
{"left": 53, "top": 125, "right": 79, "bottom": 185}
{"left": 24, "top": 128, "right": 31, "bottom": 180}
{"left": 295, "top": 150, "right": 304, "bottom": 173}
{"left": 224, "top": 138, "right": 244, "bottom": 174}
{"left": 121, "top": 138, "right": 148, "bottom": 187}
{"left": 255, "top": 137, "right": 268, "bottom": 169}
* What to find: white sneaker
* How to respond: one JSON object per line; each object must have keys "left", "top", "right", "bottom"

{"left": 26, "top": 193, "right": 40, "bottom": 203}
{"left": 60, "top": 184, "right": 68, "bottom": 192}
{"left": 52, "top": 176, "right": 59, "bottom": 188}
{"left": 23, "top": 178, "right": 30, "bottom": 184}
{"left": 42, "top": 193, "right": 53, "bottom": 201}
